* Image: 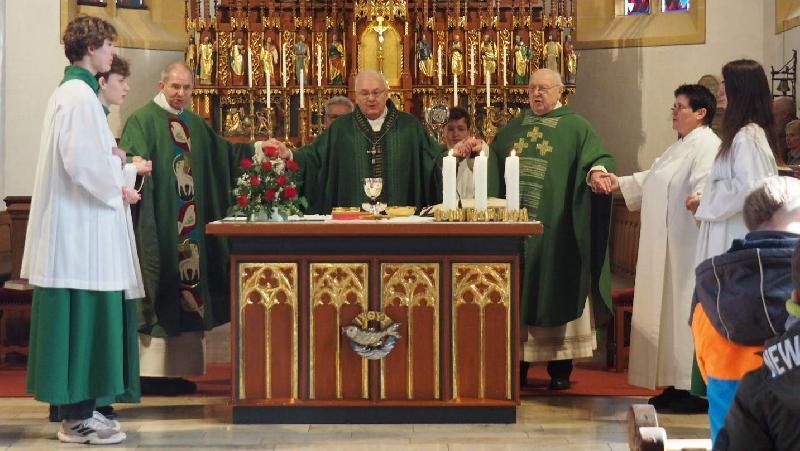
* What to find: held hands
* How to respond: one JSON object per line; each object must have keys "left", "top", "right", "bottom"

{"left": 264, "top": 138, "right": 292, "bottom": 159}
{"left": 131, "top": 156, "right": 153, "bottom": 176}
{"left": 685, "top": 192, "right": 701, "bottom": 213}
{"left": 452, "top": 137, "right": 485, "bottom": 158}
{"left": 589, "top": 171, "right": 617, "bottom": 195}
{"left": 122, "top": 186, "right": 141, "bottom": 204}
{"left": 112, "top": 147, "right": 127, "bottom": 163}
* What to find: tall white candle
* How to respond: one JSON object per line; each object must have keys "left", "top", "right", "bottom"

{"left": 210, "top": 0, "right": 215, "bottom": 20}
{"left": 299, "top": 69, "right": 305, "bottom": 108}
{"left": 443, "top": 150, "right": 458, "bottom": 211}
{"left": 505, "top": 150, "right": 520, "bottom": 211}
{"left": 470, "top": 44, "right": 476, "bottom": 86}
{"left": 453, "top": 74, "right": 458, "bottom": 106}
{"left": 200, "top": 0, "right": 204, "bottom": 18}
{"left": 316, "top": 45, "right": 322, "bottom": 87}
{"left": 266, "top": 68, "right": 272, "bottom": 109}
{"left": 474, "top": 151, "right": 488, "bottom": 212}
{"left": 437, "top": 44, "right": 443, "bottom": 86}
{"left": 502, "top": 45, "right": 507, "bottom": 86}
{"left": 281, "top": 46, "right": 287, "bottom": 88}
{"left": 247, "top": 41, "right": 253, "bottom": 88}
{"left": 485, "top": 70, "right": 491, "bottom": 108}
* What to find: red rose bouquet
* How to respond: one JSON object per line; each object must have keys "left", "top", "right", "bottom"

{"left": 231, "top": 145, "right": 306, "bottom": 220}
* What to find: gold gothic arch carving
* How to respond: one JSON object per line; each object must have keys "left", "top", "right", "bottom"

{"left": 358, "top": 18, "right": 403, "bottom": 87}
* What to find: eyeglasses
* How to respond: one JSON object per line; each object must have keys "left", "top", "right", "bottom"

{"left": 670, "top": 104, "right": 691, "bottom": 113}
{"left": 357, "top": 89, "right": 387, "bottom": 99}
{"left": 530, "top": 85, "right": 561, "bottom": 93}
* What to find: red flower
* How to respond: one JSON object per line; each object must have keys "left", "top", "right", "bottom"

{"left": 263, "top": 189, "right": 276, "bottom": 201}
{"left": 240, "top": 157, "right": 253, "bottom": 170}
{"left": 250, "top": 175, "right": 261, "bottom": 186}
{"left": 282, "top": 186, "right": 298, "bottom": 199}
{"left": 236, "top": 195, "right": 249, "bottom": 206}
{"left": 277, "top": 175, "right": 287, "bottom": 186}
{"left": 264, "top": 146, "right": 279, "bottom": 157}
{"left": 261, "top": 161, "right": 273, "bottom": 171}
{"left": 286, "top": 159, "right": 299, "bottom": 172}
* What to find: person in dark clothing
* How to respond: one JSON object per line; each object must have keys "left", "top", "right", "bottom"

{"left": 691, "top": 176, "right": 800, "bottom": 444}
{"left": 715, "top": 238, "right": 800, "bottom": 450}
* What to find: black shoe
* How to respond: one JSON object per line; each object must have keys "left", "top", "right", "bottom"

{"left": 520, "top": 362, "right": 530, "bottom": 387}
{"left": 141, "top": 376, "right": 198, "bottom": 396}
{"left": 49, "top": 405, "right": 61, "bottom": 422}
{"left": 668, "top": 394, "right": 708, "bottom": 414}
{"left": 648, "top": 386, "right": 682, "bottom": 410}
{"left": 96, "top": 405, "right": 117, "bottom": 420}
{"left": 169, "top": 377, "right": 198, "bottom": 395}
{"left": 548, "top": 377, "right": 571, "bottom": 390}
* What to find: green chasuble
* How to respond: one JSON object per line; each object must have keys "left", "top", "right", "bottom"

{"left": 491, "top": 106, "right": 617, "bottom": 327}
{"left": 295, "top": 100, "right": 445, "bottom": 214}
{"left": 119, "top": 101, "right": 254, "bottom": 338}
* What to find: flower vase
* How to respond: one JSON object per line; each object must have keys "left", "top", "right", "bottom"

{"left": 250, "top": 207, "right": 286, "bottom": 222}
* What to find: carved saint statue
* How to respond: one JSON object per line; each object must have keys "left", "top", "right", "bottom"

{"left": 185, "top": 36, "right": 197, "bottom": 74}
{"left": 224, "top": 107, "right": 243, "bottom": 134}
{"left": 450, "top": 35, "right": 464, "bottom": 78}
{"left": 480, "top": 34, "right": 498, "bottom": 81}
{"left": 328, "top": 38, "right": 346, "bottom": 85}
{"left": 543, "top": 34, "right": 563, "bottom": 73}
{"left": 230, "top": 36, "right": 246, "bottom": 86}
{"left": 293, "top": 34, "right": 310, "bottom": 84}
{"left": 513, "top": 35, "right": 532, "bottom": 85}
{"left": 260, "top": 36, "right": 278, "bottom": 84}
{"left": 416, "top": 34, "right": 435, "bottom": 79}
{"left": 564, "top": 35, "right": 577, "bottom": 84}
{"left": 198, "top": 35, "right": 215, "bottom": 85}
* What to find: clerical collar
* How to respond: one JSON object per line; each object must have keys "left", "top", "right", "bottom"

{"left": 154, "top": 91, "right": 182, "bottom": 115}
{"left": 60, "top": 65, "right": 100, "bottom": 94}
{"left": 367, "top": 107, "right": 388, "bottom": 132}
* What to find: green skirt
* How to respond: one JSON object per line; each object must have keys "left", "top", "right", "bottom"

{"left": 26, "top": 287, "right": 140, "bottom": 405}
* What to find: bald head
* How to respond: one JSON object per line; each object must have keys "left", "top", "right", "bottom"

{"left": 354, "top": 69, "right": 388, "bottom": 91}
{"left": 774, "top": 96, "right": 798, "bottom": 127}
{"left": 159, "top": 61, "right": 194, "bottom": 111}
{"left": 528, "top": 69, "right": 564, "bottom": 115}
{"left": 530, "top": 68, "right": 563, "bottom": 88}
{"left": 354, "top": 69, "right": 390, "bottom": 120}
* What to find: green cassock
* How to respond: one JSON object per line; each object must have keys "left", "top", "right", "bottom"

{"left": 491, "top": 106, "right": 617, "bottom": 327}
{"left": 296, "top": 100, "right": 445, "bottom": 214}
{"left": 120, "top": 101, "right": 254, "bottom": 338}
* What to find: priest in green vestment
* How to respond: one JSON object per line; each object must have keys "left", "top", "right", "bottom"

{"left": 492, "top": 69, "right": 617, "bottom": 390}
{"left": 270, "top": 69, "right": 480, "bottom": 213}
{"left": 119, "top": 62, "right": 261, "bottom": 394}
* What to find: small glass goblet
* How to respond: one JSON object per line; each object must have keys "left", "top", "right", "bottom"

{"left": 363, "top": 177, "right": 383, "bottom": 215}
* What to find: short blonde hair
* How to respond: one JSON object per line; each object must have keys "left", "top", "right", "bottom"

{"left": 744, "top": 176, "right": 800, "bottom": 231}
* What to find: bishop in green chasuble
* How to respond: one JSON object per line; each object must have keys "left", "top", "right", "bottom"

{"left": 119, "top": 63, "right": 256, "bottom": 378}
{"left": 279, "top": 70, "right": 446, "bottom": 214}
{"left": 492, "top": 69, "right": 616, "bottom": 371}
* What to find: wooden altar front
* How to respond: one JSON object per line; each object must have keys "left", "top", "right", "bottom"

{"left": 206, "top": 220, "right": 541, "bottom": 424}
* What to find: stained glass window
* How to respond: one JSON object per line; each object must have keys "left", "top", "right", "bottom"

{"left": 117, "top": 0, "right": 146, "bottom": 8}
{"left": 77, "top": 0, "right": 107, "bottom": 6}
{"left": 662, "top": 0, "right": 690, "bottom": 12}
{"left": 624, "top": 0, "right": 651, "bottom": 15}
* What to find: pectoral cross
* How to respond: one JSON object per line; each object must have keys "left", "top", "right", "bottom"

{"left": 527, "top": 127, "right": 543, "bottom": 142}
{"left": 367, "top": 145, "right": 379, "bottom": 165}
{"left": 537, "top": 140, "right": 553, "bottom": 157}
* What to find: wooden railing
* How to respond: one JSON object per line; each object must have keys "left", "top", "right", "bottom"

{"left": 609, "top": 197, "right": 640, "bottom": 279}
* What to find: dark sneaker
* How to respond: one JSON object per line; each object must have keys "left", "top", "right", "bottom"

{"left": 548, "top": 377, "right": 571, "bottom": 390}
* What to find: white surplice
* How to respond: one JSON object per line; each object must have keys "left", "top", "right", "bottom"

{"left": 620, "top": 126, "right": 719, "bottom": 389}
{"left": 21, "top": 79, "right": 143, "bottom": 299}
{"left": 695, "top": 123, "right": 778, "bottom": 265}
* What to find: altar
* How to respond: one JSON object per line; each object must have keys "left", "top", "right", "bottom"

{"left": 206, "top": 219, "right": 541, "bottom": 424}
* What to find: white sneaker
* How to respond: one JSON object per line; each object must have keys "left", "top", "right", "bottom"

{"left": 57, "top": 416, "right": 126, "bottom": 445}
{"left": 92, "top": 410, "right": 121, "bottom": 431}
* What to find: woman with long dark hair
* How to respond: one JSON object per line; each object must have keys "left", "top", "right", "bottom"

{"left": 688, "top": 59, "right": 779, "bottom": 442}
{"left": 691, "top": 59, "right": 779, "bottom": 266}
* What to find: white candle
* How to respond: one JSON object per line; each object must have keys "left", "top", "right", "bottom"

{"left": 502, "top": 45, "right": 507, "bottom": 86}
{"left": 281, "top": 46, "right": 287, "bottom": 88}
{"left": 485, "top": 70, "right": 491, "bottom": 108}
{"left": 505, "top": 150, "right": 520, "bottom": 211}
{"left": 316, "top": 45, "right": 322, "bottom": 87}
{"left": 443, "top": 150, "right": 458, "bottom": 211}
{"left": 200, "top": 0, "right": 204, "bottom": 18}
{"left": 210, "top": 0, "right": 215, "bottom": 20}
{"left": 437, "top": 44, "right": 443, "bottom": 86}
{"left": 266, "top": 68, "right": 271, "bottom": 109}
{"left": 299, "top": 69, "right": 305, "bottom": 108}
{"left": 470, "top": 44, "right": 475, "bottom": 86}
{"left": 474, "top": 151, "right": 488, "bottom": 212}
{"left": 453, "top": 74, "right": 458, "bottom": 106}
{"left": 247, "top": 40, "right": 253, "bottom": 88}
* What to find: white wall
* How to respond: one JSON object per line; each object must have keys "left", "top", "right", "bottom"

{"left": 571, "top": 0, "right": 767, "bottom": 175}
{"left": 1, "top": 1, "right": 181, "bottom": 201}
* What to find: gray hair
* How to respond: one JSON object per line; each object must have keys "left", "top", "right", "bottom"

{"left": 744, "top": 176, "right": 800, "bottom": 231}
{"left": 787, "top": 119, "right": 800, "bottom": 134}
{"left": 161, "top": 62, "right": 195, "bottom": 84}
{"left": 530, "top": 68, "right": 564, "bottom": 88}
{"left": 354, "top": 69, "right": 389, "bottom": 90}
{"left": 325, "top": 96, "right": 354, "bottom": 115}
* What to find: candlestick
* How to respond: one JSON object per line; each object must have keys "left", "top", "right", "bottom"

{"left": 281, "top": 44, "right": 287, "bottom": 88}
{"left": 443, "top": 150, "right": 458, "bottom": 210}
{"left": 200, "top": 0, "right": 204, "bottom": 19}
{"left": 210, "top": 0, "right": 215, "bottom": 20}
{"left": 266, "top": 69, "right": 271, "bottom": 109}
{"left": 247, "top": 38, "right": 253, "bottom": 88}
{"left": 316, "top": 45, "right": 322, "bottom": 87}
{"left": 453, "top": 74, "right": 458, "bottom": 107}
{"left": 505, "top": 150, "right": 519, "bottom": 211}
{"left": 485, "top": 70, "right": 491, "bottom": 108}
{"left": 474, "top": 151, "right": 488, "bottom": 212}
{"left": 437, "top": 44, "right": 443, "bottom": 86}
{"left": 502, "top": 45, "right": 507, "bottom": 87}
{"left": 299, "top": 69, "right": 305, "bottom": 108}
{"left": 470, "top": 43, "right": 475, "bottom": 86}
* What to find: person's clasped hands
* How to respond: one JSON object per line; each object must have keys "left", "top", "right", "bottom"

{"left": 589, "top": 171, "right": 617, "bottom": 195}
